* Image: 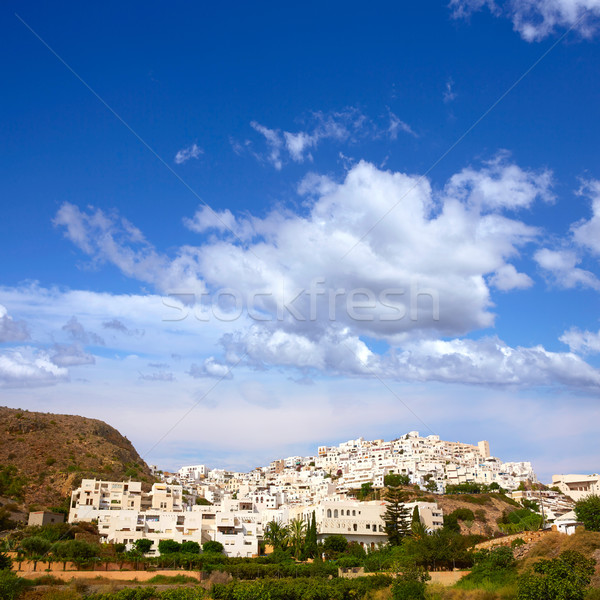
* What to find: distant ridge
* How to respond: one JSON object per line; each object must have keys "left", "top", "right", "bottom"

{"left": 0, "top": 406, "right": 155, "bottom": 509}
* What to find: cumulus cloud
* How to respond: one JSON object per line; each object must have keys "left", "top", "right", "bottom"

{"left": 534, "top": 248, "right": 600, "bottom": 289}
{"left": 489, "top": 264, "right": 534, "bottom": 290}
{"left": 450, "top": 0, "right": 600, "bottom": 41}
{"left": 0, "top": 347, "right": 69, "bottom": 387}
{"left": 174, "top": 143, "right": 203, "bottom": 165}
{"left": 0, "top": 305, "right": 29, "bottom": 343}
{"left": 188, "top": 357, "right": 234, "bottom": 379}
{"left": 53, "top": 156, "right": 599, "bottom": 390}
{"left": 445, "top": 153, "right": 554, "bottom": 210}
{"left": 572, "top": 179, "right": 600, "bottom": 254}
{"left": 560, "top": 327, "right": 600, "bottom": 354}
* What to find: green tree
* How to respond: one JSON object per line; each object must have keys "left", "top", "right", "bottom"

{"left": 180, "top": 540, "right": 200, "bottom": 554}
{"left": 517, "top": 550, "right": 595, "bottom": 600}
{"left": 383, "top": 487, "right": 411, "bottom": 546}
{"left": 384, "top": 474, "right": 410, "bottom": 487}
{"left": 263, "top": 520, "right": 289, "bottom": 551}
{"left": 203, "top": 540, "right": 224, "bottom": 554}
{"left": 0, "top": 570, "right": 26, "bottom": 600}
{"left": 134, "top": 538, "right": 153, "bottom": 554}
{"left": 359, "top": 482, "right": 374, "bottom": 500}
{"left": 158, "top": 539, "right": 181, "bottom": 554}
{"left": 391, "top": 563, "right": 430, "bottom": 600}
{"left": 0, "top": 552, "right": 11, "bottom": 570}
{"left": 51, "top": 539, "right": 99, "bottom": 563}
{"left": 21, "top": 536, "right": 51, "bottom": 557}
{"left": 304, "top": 511, "right": 318, "bottom": 558}
{"left": 288, "top": 517, "right": 306, "bottom": 560}
{"left": 425, "top": 480, "right": 438, "bottom": 493}
{"left": 574, "top": 494, "right": 600, "bottom": 531}
{"left": 323, "top": 534, "right": 348, "bottom": 558}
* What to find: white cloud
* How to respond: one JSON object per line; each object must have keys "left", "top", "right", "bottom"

{"left": 444, "top": 78, "right": 457, "bottom": 103}
{"left": 489, "top": 264, "right": 534, "bottom": 290}
{"left": 445, "top": 153, "right": 554, "bottom": 210}
{"left": 49, "top": 157, "right": 600, "bottom": 390}
{"left": 189, "top": 357, "right": 233, "bottom": 379}
{"left": 450, "top": 0, "right": 600, "bottom": 41}
{"left": 0, "top": 347, "right": 69, "bottom": 387}
{"left": 183, "top": 206, "right": 253, "bottom": 240}
{"left": 534, "top": 248, "right": 600, "bottom": 289}
{"left": 572, "top": 179, "right": 600, "bottom": 254}
{"left": 388, "top": 112, "right": 418, "bottom": 139}
{"left": 174, "top": 143, "right": 203, "bottom": 165}
{"left": 54, "top": 203, "right": 207, "bottom": 296}
{"left": 250, "top": 121, "right": 283, "bottom": 169}
{"left": 247, "top": 108, "right": 416, "bottom": 168}
{"left": 0, "top": 304, "right": 29, "bottom": 343}
{"left": 560, "top": 326, "right": 600, "bottom": 354}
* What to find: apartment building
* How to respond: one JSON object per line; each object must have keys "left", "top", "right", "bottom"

{"left": 552, "top": 474, "right": 600, "bottom": 501}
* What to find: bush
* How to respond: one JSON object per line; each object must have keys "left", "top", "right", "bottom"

{"left": 51, "top": 539, "right": 99, "bottom": 562}
{"left": 21, "top": 536, "right": 52, "bottom": 556}
{"left": 458, "top": 546, "right": 516, "bottom": 589}
{"left": 202, "top": 540, "right": 224, "bottom": 554}
{"left": 518, "top": 550, "right": 595, "bottom": 600}
{"left": 158, "top": 539, "right": 182, "bottom": 555}
{"left": 391, "top": 564, "right": 430, "bottom": 600}
{"left": 0, "top": 570, "right": 26, "bottom": 600}
{"left": 575, "top": 495, "right": 600, "bottom": 532}
{"left": 0, "top": 552, "right": 12, "bottom": 570}
{"left": 181, "top": 541, "right": 200, "bottom": 554}
{"left": 134, "top": 539, "right": 153, "bottom": 554}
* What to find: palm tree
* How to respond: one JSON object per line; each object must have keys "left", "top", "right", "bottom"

{"left": 288, "top": 517, "right": 307, "bottom": 560}
{"left": 263, "top": 519, "right": 289, "bottom": 551}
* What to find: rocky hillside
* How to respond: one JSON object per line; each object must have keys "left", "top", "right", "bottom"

{"left": 0, "top": 406, "right": 155, "bottom": 510}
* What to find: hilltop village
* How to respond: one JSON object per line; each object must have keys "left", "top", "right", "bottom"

{"left": 68, "top": 431, "right": 547, "bottom": 557}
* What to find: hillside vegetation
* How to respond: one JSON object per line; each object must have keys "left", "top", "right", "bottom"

{"left": 0, "top": 406, "right": 155, "bottom": 511}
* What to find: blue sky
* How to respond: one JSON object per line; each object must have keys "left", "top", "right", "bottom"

{"left": 1, "top": 1, "right": 600, "bottom": 480}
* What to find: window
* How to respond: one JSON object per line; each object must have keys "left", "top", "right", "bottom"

{"left": 352, "top": 510, "right": 356, "bottom": 516}
{"left": 353, "top": 524, "right": 357, "bottom": 531}
{"left": 334, "top": 509, "right": 338, "bottom": 518}
{"left": 366, "top": 524, "right": 370, "bottom": 529}
{"left": 327, "top": 509, "right": 332, "bottom": 518}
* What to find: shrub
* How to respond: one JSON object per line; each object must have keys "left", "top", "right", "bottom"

{"left": 202, "top": 540, "right": 224, "bottom": 554}
{"left": 0, "top": 552, "right": 12, "bottom": 570}
{"left": 21, "top": 536, "right": 52, "bottom": 556}
{"left": 134, "top": 539, "right": 153, "bottom": 554}
{"left": 0, "top": 570, "right": 26, "bottom": 600}
{"left": 181, "top": 541, "right": 200, "bottom": 554}
{"left": 575, "top": 495, "right": 600, "bottom": 532}
{"left": 158, "top": 539, "right": 181, "bottom": 554}
{"left": 517, "top": 550, "right": 595, "bottom": 600}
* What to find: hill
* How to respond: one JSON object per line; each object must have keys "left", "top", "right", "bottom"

{"left": 0, "top": 406, "right": 155, "bottom": 511}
